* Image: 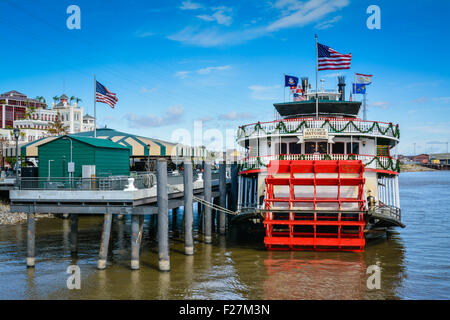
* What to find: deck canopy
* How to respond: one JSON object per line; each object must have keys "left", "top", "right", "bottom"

{"left": 274, "top": 100, "right": 362, "bottom": 118}
{"left": 17, "top": 128, "right": 177, "bottom": 158}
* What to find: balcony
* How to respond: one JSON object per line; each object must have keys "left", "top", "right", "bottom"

{"left": 238, "top": 154, "right": 400, "bottom": 174}
{"left": 237, "top": 118, "right": 400, "bottom": 142}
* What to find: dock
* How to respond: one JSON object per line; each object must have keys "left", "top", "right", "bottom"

{"left": 8, "top": 159, "right": 239, "bottom": 271}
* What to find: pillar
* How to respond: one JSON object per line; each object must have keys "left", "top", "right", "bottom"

{"left": 203, "top": 161, "right": 212, "bottom": 244}
{"left": 219, "top": 160, "right": 226, "bottom": 234}
{"left": 26, "top": 212, "right": 36, "bottom": 268}
{"left": 157, "top": 159, "right": 170, "bottom": 271}
{"left": 97, "top": 213, "right": 112, "bottom": 270}
{"left": 183, "top": 161, "right": 194, "bottom": 255}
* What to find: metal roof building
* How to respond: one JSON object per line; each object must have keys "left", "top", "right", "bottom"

{"left": 5, "top": 128, "right": 207, "bottom": 160}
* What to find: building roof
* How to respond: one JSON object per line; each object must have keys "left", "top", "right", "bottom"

{"left": 37, "top": 135, "right": 131, "bottom": 150}
{"left": 430, "top": 153, "right": 450, "bottom": 160}
{"left": 17, "top": 128, "right": 179, "bottom": 157}
{"left": 84, "top": 114, "right": 95, "bottom": 119}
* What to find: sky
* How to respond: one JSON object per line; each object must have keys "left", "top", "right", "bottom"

{"left": 0, "top": 0, "right": 449, "bottom": 155}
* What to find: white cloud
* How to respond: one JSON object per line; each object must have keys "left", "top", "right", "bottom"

{"left": 249, "top": 84, "right": 281, "bottom": 101}
{"left": 314, "top": 15, "right": 342, "bottom": 30}
{"left": 125, "top": 105, "right": 184, "bottom": 128}
{"left": 169, "top": 0, "right": 350, "bottom": 47}
{"left": 175, "top": 71, "right": 190, "bottom": 79}
{"left": 266, "top": 0, "right": 348, "bottom": 32}
{"left": 176, "top": 65, "right": 231, "bottom": 79}
{"left": 140, "top": 86, "right": 159, "bottom": 93}
{"left": 197, "top": 6, "right": 233, "bottom": 26}
{"left": 179, "top": 0, "right": 203, "bottom": 10}
{"left": 196, "top": 65, "right": 231, "bottom": 74}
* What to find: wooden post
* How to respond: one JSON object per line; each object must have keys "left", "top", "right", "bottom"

{"left": 26, "top": 212, "right": 36, "bottom": 267}
{"left": 70, "top": 214, "right": 79, "bottom": 254}
{"left": 97, "top": 213, "right": 112, "bottom": 270}
{"left": 203, "top": 161, "right": 212, "bottom": 244}
{"left": 231, "top": 163, "right": 238, "bottom": 212}
{"left": 131, "top": 214, "right": 143, "bottom": 270}
{"left": 157, "top": 159, "right": 170, "bottom": 271}
{"left": 219, "top": 160, "right": 226, "bottom": 234}
{"left": 183, "top": 161, "right": 194, "bottom": 255}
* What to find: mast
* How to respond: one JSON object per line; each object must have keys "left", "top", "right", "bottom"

{"left": 94, "top": 75, "right": 97, "bottom": 138}
{"left": 315, "top": 34, "right": 319, "bottom": 118}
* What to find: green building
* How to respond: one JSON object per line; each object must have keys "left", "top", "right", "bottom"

{"left": 38, "top": 135, "right": 131, "bottom": 179}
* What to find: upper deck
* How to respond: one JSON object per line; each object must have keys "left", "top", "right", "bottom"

{"left": 237, "top": 117, "right": 400, "bottom": 145}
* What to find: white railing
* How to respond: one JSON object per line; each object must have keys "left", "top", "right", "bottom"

{"left": 237, "top": 118, "right": 400, "bottom": 141}
{"left": 239, "top": 154, "right": 400, "bottom": 173}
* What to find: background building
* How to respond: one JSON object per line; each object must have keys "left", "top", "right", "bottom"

{"left": 0, "top": 90, "right": 46, "bottom": 128}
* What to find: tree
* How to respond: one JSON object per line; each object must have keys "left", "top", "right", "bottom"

{"left": 25, "top": 106, "right": 36, "bottom": 119}
{"left": 75, "top": 97, "right": 82, "bottom": 104}
{"left": 70, "top": 96, "right": 75, "bottom": 104}
{"left": 47, "top": 111, "right": 69, "bottom": 135}
{"left": 53, "top": 96, "right": 59, "bottom": 104}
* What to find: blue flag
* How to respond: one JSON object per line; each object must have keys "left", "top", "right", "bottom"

{"left": 353, "top": 83, "right": 366, "bottom": 94}
{"left": 285, "top": 75, "right": 299, "bottom": 87}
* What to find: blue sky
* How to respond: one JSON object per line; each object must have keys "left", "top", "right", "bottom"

{"left": 0, "top": 0, "right": 449, "bottom": 154}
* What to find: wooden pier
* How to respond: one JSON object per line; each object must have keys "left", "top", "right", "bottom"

{"left": 9, "top": 159, "right": 239, "bottom": 271}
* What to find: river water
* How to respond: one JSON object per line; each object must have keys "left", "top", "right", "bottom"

{"left": 0, "top": 171, "right": 449, "bottom": 300}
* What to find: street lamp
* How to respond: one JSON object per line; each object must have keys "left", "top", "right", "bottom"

{"left": 48, "top": 160, "right": 54, "bottom": 181}
{"left": 13, "top": 128, "right": 20, "bottom": 184}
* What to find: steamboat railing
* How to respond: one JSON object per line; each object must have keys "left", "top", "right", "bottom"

{"left": 237, "top": 118, "right": 400, "bottom": 141}
{"left": 239, "top": 154, "right": 400, "bottom": 173}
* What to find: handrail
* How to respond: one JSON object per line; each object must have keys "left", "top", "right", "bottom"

{"left": 237, "top": 118, "right": 400, "bottom": 140}
{"left": 238, "top": 153, "right": 401, "bottom": 173}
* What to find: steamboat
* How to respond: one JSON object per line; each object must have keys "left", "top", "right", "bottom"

{"left": 234, "top": 76, "right": 404, "bottom": 251}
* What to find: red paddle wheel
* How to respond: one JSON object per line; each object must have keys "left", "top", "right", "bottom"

{"left": 264, "top": 160, "right": 366, "bottom": 251}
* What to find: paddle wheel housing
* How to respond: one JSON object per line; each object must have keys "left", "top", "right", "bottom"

{"left": 264, "top": 160, "right": 367, "bottom": 251}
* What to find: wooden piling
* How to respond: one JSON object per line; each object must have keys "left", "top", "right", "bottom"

{"left": 203, "top": 161, "right": 212, "bottom": 244}
{"left": 70, "top": 214, "right": 79, "bottom": 254}
{"left": 131, "top": 214, "right": 144, "bottom": 270}
{"left": 26, "top": 213, "right": 35, "bottom": 268}
{"left": 219, "top": 160, "right": 226, "bottom": 234}
{"left": 97, "top": 213, "right": 112, "bottom": 270}
{"left": 183, "top": 161, "right": 194, "bottom": 255}
{"left": 231, "top": 163, "right": 238, "bottom": 212}
{"left": 157, "top": 159, "right": 170, "bottom": 271}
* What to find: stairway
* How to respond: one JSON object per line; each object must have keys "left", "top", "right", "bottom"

{"left": 264, "top": 160, "right": 366, "bottom": 251}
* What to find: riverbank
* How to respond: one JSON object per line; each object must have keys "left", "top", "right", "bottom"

{"left": 400, "top": 164, "right": 436, "bottom": 172}
{"left": 0, "top": 203, "right": 54, "bottom": 225}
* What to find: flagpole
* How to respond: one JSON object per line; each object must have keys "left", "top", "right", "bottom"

{"left": 283, "top": 73, "right": 286, "bottom": 103}
{"left": 315, "top": 34, "right": 319, "bottom": 118}
{"left": 94, "top": 75, "right": 97, "bottom": 138}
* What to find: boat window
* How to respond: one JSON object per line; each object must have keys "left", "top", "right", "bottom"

{"left": 289, "top": 142, "right": 301, "bottom": 154}
{"left": 347, "top": 142, "right": 360, "bottom": 154}
{"left": 318, "top": 142, "right": 327, "bottom": 154}
{"left": 274, "top": 143, "right": 287, "bottom": 154}
{"left": 305, "top": 142, "right": 316, "bottom": 154}
{"left": 333, "top": 142, "right": 345, "bottom": 154}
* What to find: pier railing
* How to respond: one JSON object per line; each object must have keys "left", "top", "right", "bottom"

{"left": 239, "top": 154, "right": 401, "bottom": 173}
{"left": 237, "top": 118, "right": 400, "bottom": 141}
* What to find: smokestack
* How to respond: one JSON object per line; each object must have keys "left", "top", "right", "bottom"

{"left": 301, "top": 77, "right": 309, "bottom": 93}
{"left": 337, "top": 76, "right": 346, "bottom": 101}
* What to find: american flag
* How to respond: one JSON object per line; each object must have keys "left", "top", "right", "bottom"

{"left": 317, "top": 43, "right": 352, "bottom": 71}
{"left": 96, "top": 81, "right": 118, "bottom": 108}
